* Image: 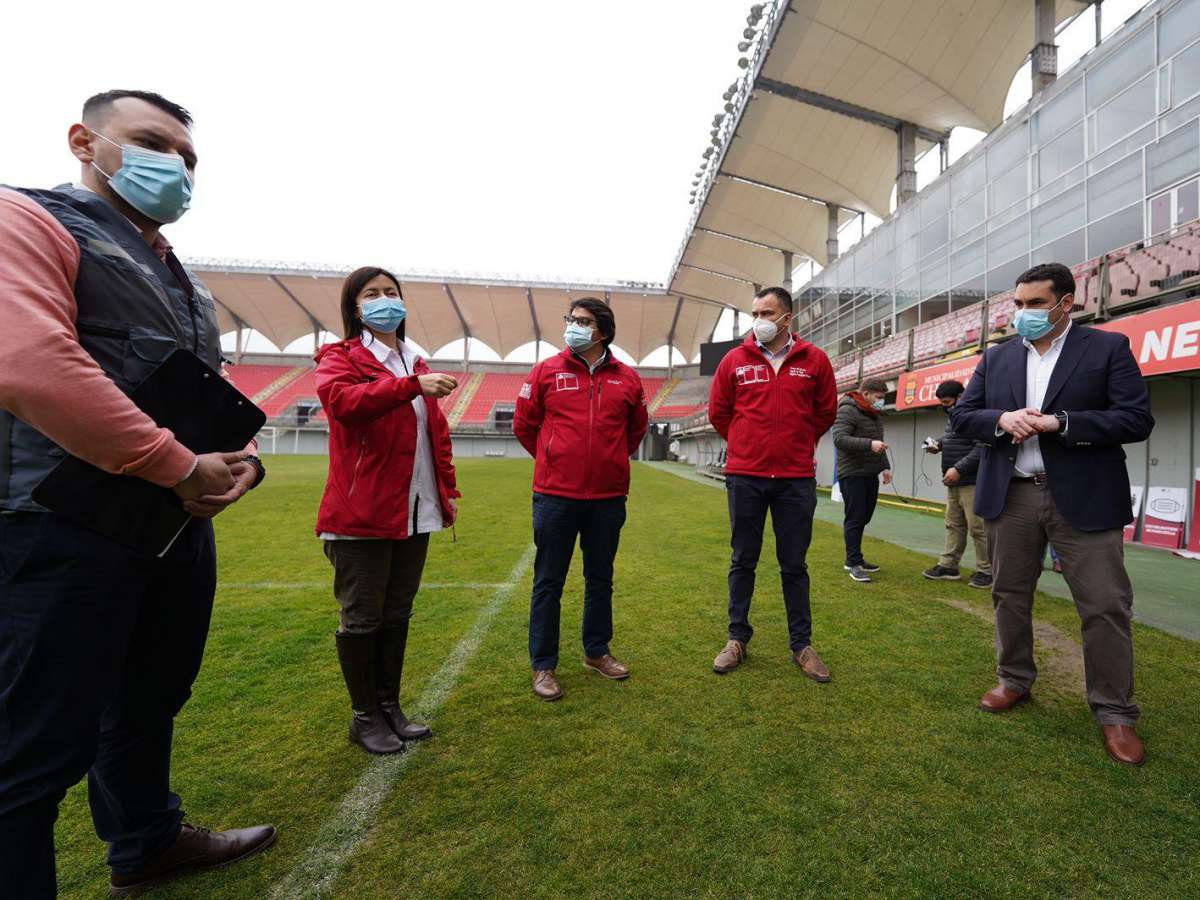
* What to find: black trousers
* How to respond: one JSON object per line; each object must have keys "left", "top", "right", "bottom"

{"left": 323, "top": 534, "right": 430, "bottom": 634}
{"left": 725, "top": 475, "right": 817, "bottom": 651}
{"left": 0, "top": 512, "right": 216, "bottom": 898}
{"left": 839, "top": 475, "right": 880, "bottom": 567}
{"left": 529, "top": 493, "right": 627, "bottom": 671}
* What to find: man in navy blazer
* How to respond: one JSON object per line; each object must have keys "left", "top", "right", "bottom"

{"left": 952, "top": 262, "right": 1154, "bottom": 767}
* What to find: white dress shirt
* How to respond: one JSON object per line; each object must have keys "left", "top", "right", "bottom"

{"left": 320, "top": 333, "right": 443, "bottom": 539}
{"left": 1013, "top": 321, "right": 1071, "bottom": 476}
{"left": 756, "top": 335, "right": 794, "bottom": 373}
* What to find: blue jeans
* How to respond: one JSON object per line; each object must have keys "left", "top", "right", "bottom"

{"left": 726, "top": 475, "right": 817, "bottom": 652}
{"left": 528, "top": 493, "right": 627, "bottom": 671}
{"left": 0, "top": 512, "right": 216, "bottom": 898}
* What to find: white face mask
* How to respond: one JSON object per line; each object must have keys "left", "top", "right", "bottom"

{"left": 753, "top": 314, "right": 787, "bottom": 344}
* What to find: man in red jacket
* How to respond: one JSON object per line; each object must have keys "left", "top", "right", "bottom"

{"left": 708, "top": 286, "right": 838, "bottom": 681}
{"left": 513, "top": 298, "right": 649, "bottom": 701}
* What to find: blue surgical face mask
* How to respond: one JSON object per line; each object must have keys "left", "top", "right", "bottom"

{"left": 360, "top": 296, "right": 407, "bottom": 333}
{"left": 1013, "top": 303, "right": 1065, "bottom": 341}
{"left": 564, "top": 322, "right": 596, "bottom": 351}
{"left": 872, "top": 398, "right": 885, "bottom": 411}
{"left": 91, "top": 130, "right": 192, "bottom": 224}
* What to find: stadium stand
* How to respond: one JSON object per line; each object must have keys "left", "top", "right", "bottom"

{"left": 260, "top": 370, "right": 319, "bottom": 419}
{"left": 225, "top": 364, "right": 303, "bottom": 405}
{"left": 652, "top": 372, "right": 710, "bottom": 420}
{"left": 458, "top": 373, "right": 528, "bottom": 425}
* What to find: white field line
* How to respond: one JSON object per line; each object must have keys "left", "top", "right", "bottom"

{"left": 267, "top": 543, "right": 535, "bottom": 899}
{"left": 219, "top": 581, "right": 509, "bottom": 591}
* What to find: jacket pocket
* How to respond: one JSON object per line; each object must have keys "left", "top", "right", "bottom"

{"left": 125, "top": 329, "right": 178, "bottom": 389}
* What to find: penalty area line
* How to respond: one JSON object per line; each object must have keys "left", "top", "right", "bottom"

{"left": 266, "top": 543, "right": 535, "bottom": 899}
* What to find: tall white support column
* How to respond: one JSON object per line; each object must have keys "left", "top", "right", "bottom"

{"left": 1033, "top": 0, "right": 1058, "bottom": 95}
{"left": 826, "top": 204, "right": 840, "bottom": 261}
{"left": 896, "top": 123, "right": 917, "bottom": 206}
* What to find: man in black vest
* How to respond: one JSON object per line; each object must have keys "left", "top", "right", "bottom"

{"left": 0, "top": 92, "right": 275, "bottom": 897}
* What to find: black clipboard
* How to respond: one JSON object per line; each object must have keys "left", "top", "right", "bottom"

{"left": 32, "top": 350, "right": 267, "bottom": 557}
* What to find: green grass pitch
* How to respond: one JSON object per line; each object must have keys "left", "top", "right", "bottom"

{"left": 54, "top": 457, "right": 1200, "bottom": 898}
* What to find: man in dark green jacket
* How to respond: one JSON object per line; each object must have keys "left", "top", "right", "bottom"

{"left": 832, "top": 378, "right": 891, "bottom": 582}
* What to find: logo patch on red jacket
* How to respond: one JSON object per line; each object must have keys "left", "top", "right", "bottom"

{"left": 788, "top": 366, "right": 812, "bottom": 378}
{"left": 555, "top": 372, "right": 580, "bottom": 392}
{"left": 519, "top": 382, "right": 533, "bottom": 399}
{"left": 735, "top": 364, "right": 770, "bottom": 385}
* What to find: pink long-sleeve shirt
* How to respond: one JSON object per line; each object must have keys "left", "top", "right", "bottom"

{"left": 0, "top": 188, "right": 197, "bottom": 488}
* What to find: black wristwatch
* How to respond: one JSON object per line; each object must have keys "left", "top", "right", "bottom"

{"left": 245, "top": 454, "right": 266, "bottom": 489}
{"left": 1054, "top": 411, "right": 1068, "bottom": 434}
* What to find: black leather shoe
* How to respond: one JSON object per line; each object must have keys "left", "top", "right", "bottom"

{"left": 109, "top": 823, "right": 277, "bottom": 895}
{"left": 350, "top": 711, "right": 407, "bottom": 754}
{"left": 377, "top": 623, "right": 432, "bottom": 741}
{"left": 380, "top": 702, "right": 432, "bottom": 741}
{"left": 336, "top": 632, "right": 405, "bottom": 754}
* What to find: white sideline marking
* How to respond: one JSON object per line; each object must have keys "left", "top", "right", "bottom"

{"left": 267, "top": 544, "right": 535, "bottom": 899}
{"left": 219, "top": 581, "right": 508, "bottom": 591}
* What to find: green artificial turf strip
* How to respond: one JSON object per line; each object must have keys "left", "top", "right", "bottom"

{"left": 53, "top": 458, "right": 1200, "bottom": 899}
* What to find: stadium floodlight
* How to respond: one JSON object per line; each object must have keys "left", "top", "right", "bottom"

{"left": 727, "top": 81, "right": 739, "bottom": 93}
{"left": 737, "top": 57, "right": 750, "bottom": 69}
{"left": 703, "top": 147, "right": 714, "bottom": 158}
{"left": 738, "top": 41, "right": 751, "bottom": 52}
{"left": 712, "top": 113, "right": 724, "bottom": 125}
{"left": 750, "top": 3, "right": 764, "bottom": 15}
{"left": 724, "top": 102, "right": 735, "bottom": 112}
{"left": 743, "top": 27, "right": 756, "bottom": 39}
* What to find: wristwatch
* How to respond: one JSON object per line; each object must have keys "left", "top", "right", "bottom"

{"left": 245, "top": 454, "right": 267, "bottom": 489}
{"left": 1054, "top": 411, "right": 1068, "bottom": 434}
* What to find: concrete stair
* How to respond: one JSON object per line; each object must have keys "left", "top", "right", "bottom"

{"left": 447, "top": 372, "right": 484, "bottom": 428}
{"left": 648, "top": 377, "right": 680, "bottom": 414}
{"left": 252, "top": 366, "right": 309, "bottom": 406}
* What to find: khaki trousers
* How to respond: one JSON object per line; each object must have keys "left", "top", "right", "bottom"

{"left": 939, "top": 484, "right": 990, "bottom": 573}
{"left": 986, "top": 479, "right": 1138, "bottom": 725}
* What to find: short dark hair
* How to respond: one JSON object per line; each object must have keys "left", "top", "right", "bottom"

{"left": 82, "top": 90, "right": 193, "bottom": 128}
{"left": 1015, "top": 262, "right": 1075, "bottom": 300}
{"left": 569, "top": 297, "right": 615, "bottom": 347}
{"left": 754, "top": 285, "right": 793, "bottom": 313}
{"left": 340, "top": 267, "right": 404, "bottom": 342}
{"left": 861, "top": 378, "right": 888, "bottom": 394}
{"left": 935, "top": 380, "right": 965, "bottom": 399}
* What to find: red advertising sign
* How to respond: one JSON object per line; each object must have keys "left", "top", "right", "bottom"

{"left": 1189, "top": 468, "right": 1200, "bottom": 553}
{"left": 895, "top": 357, "right": 981, "bottom": 410}
{"left": 1142, "top": 486, "right": 1188, "bottom": 549}
{"left": 895, "top": 298, "right": 1200, "bottom": 410}
{"left": 1097, "top": 298, "right": 1200, "bottom": 377}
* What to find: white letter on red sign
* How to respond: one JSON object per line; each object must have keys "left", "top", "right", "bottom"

{"left": 1172, "top": 320, "right": 1200, "bottom": 359}
{"left": 1140, "top": 327, "right": 1173, "bottom": 364}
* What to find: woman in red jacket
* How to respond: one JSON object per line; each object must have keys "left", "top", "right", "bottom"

{"left": 315, "top": 266, "right": 460, "bottom": 755}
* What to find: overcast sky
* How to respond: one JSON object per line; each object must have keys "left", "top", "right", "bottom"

{"left": 4, "top": 0, "right": 755, "bottom": 286}
{"left": 2, "top": 0, "right": 1150, "bottom": 361}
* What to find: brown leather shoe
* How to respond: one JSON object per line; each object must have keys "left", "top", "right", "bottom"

{"left": 109, "top": 822, "right": 277, "bottom": 895}
{"left": 1102, "top": 724, "right": 1146, "bottom": 767}
{"left": 978, "top": 683, "right": 1031, "bottom": 712}
{"left": 532, "top": 669, "right": 563, "bottom": 701}
{"left": 713, "top": 639, "right": 746, "bottom": 674}
{"left": 792, "top": 645, "right": 831, "bottom": 682}
{"left": 584, "top": 654, "right": 630, "bottom": 680}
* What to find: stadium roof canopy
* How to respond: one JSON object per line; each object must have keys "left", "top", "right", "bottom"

{"left": 190, "top": 262, "right": 725, "bottom": 364}
{"left": 193, "top": 0, "right": 1092, "bottom": 362}
{"left": 669, "top": 0, "right": 1090, "bottom": 309}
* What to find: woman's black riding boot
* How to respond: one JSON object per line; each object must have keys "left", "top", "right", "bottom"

{"left": 376, "top": 622, "right": 432, "bottom": 741}
{"left": 335, "top": 631, "right": 405, "bottom": 754}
